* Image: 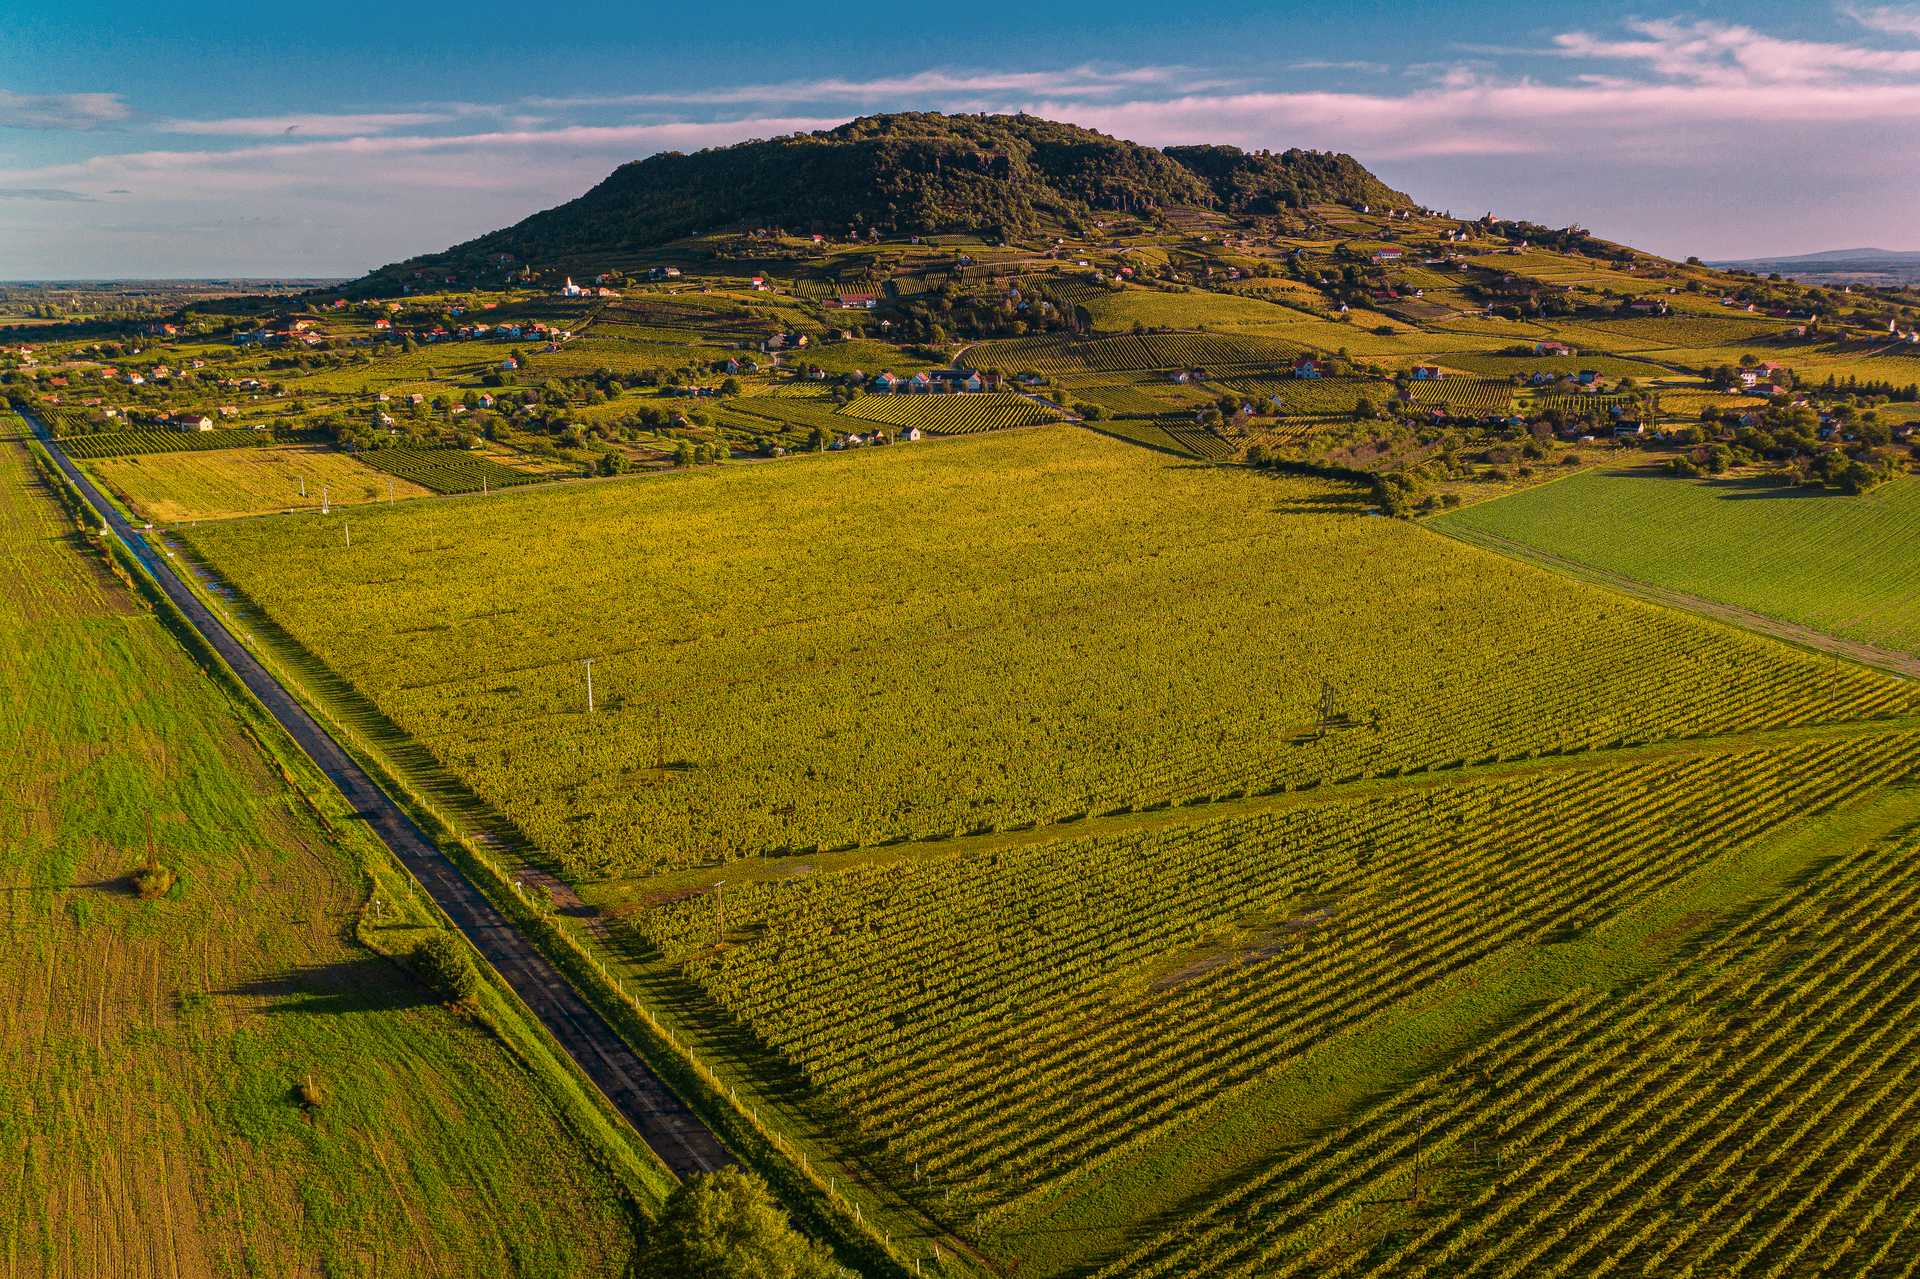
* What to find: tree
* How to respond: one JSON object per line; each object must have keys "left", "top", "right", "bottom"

{"left": 637, "top": 1169, "right": 843, "bottom": 1279}
{"left": 412, "top": 933, "right": 479, "bottom": 1005}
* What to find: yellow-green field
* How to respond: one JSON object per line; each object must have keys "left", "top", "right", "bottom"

{"left": 84, "top": 444, "right": 433, "bottom": 522}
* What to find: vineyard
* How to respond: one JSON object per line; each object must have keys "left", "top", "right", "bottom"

{"left": 354, "top": 447, "right": 550, "bottom": 495}
{"left": 627, "top": 733, "right": 1920, "bottom": 1234}
{"left": 60, "top": 428, "right": 274, "bottom": 458}
{"left": 1094, "top": 812, "right": 1920, "bottom": 1278}
{"left": 837, "top": 392, "right": 1064, "bottom": 434}
{"left": 1224, "top": 376, "right": 1380, "bottom": 417}
{"left": 974, "top": 331, "right": 1304, "bottom": 376}
{"left": 182, "top": 427, "right": 1916, "bottom": 883}
{"left": 1403, "top": 378, "right": 1514, "bottom": 414}
{"left": 1523, "top": 392, "right": 1642, "bottom": 417}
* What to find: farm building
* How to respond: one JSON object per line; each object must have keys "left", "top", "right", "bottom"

{"left": 170, "top": 413, "right": 215, "bottom": 432}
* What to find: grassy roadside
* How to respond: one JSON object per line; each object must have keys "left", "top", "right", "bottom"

{"left": 2, "top": 417, "right": 661, "bottom": 1275}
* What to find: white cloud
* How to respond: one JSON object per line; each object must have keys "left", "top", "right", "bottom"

{"left": 158, "top": 111, "right": 458, "bottom": 137}
{"left": 1552, "top": 18, "right": 1920, "bottom": 86}
{"left": 0, "top": 88, "right": 130, "bottom": 130}
{"left": 1843, "top": 4, "right": 1920, "bottom": 37}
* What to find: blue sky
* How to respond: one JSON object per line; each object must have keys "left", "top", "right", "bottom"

{"left": 6, "top": 0, "right": 1920, "bottom": 276}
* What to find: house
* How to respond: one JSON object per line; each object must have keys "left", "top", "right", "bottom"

{"left": 837, "top": 292, "right": 880, "bottom": 310}
{"left": 870, "top": 371, "right": 899, "bottom": 392}
{"left": 930, "top": 369, "right": 986, "bottom": 392}
{"left": 907, "top": 371, "right": 933, "bottom": 393}
{"left": 170, "top": 413, "right": 214, "bottom": 432}
{"left": 1575, "top": 370, "right": 1601, "bottom": 387}
{"left": 596, "top": 287, "right": 621, "bottom": 298}
{"left": 723, "top": 358, "right": 742, "bottom": 375}
{"left": 1168, "top": 370, "right": 1193, "bottom": 385}
{"left": 1535, "top": 341, "right": 1574, "bottom": 356}
{"left": 1629, "top": 298, "right": 1668, "bottom": 314}
{"left": 1372, "top": 247, "right": 1404, "bottom": 262}
{"left": 1613, "top": 420, "right": 1645, "bottom": 438}
{"left": 1293, "top": 358, "right": 1324, "bottom": 379}
{"left": 750, "top": 276, "right": 768, "bottom": 291}
{"left": 500, "top": 357, "right": 519, "bottom": 371}
{"left": 477, "top": 393, "right": 495, "bottom": 409}
{"left": 902, "top": 426, "right": 923, "bottom": 442}
{"left": 217, "top": 404, "right": 239, "bottom": 418}
{"left": 647, "top": 266, "right": 683, "bottom": 281}
{"left": 1411, "top": 366, "right": 1445, "bottom": 381}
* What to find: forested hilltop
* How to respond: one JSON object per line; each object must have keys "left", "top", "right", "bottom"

{"left": 365, "top": 113, "right": 1409, "bottom": 283}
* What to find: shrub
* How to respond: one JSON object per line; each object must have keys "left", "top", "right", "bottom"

{"left": 132, "top": 849, "right": 176, "bottom": 900}
{"left": 412, "top": 932, "right": 480, "bottom": 1005}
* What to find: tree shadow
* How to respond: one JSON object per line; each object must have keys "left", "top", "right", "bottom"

{"left": 219, "top": 956, "right": 431, "bottom": 1015}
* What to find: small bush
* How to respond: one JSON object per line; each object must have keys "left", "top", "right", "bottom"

{"left": 132, "top": 851, "right": 176, "bottom": 900}
{"left": 412, "top": 932, "right": 480, "bottom": 1005}
{"left": 295, "top": 1074, "right": 326, "bottom": 1109}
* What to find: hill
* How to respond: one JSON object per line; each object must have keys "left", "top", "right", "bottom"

{"left": 1708, "top": 246, "right": 1920, "bottom": 285}
{"left": 365, "top": 112, "right": 1410, "bottom": 284}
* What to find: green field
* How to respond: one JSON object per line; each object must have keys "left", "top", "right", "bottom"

{"left": 0, "top": 420, "right": 655, "bottom": 1275}
{"left": 1436, "top": 466, "right": 1920, "bottom": 659}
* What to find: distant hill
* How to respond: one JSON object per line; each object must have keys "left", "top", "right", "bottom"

{"left": 1708, "top": 247, "right": 1920, "bottom": 285}
{"left": 363, "top": 112, "right": 1411, "bottom": 286}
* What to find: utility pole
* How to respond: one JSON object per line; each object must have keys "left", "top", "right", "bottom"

{"left": 299, "top": 476, "right": 306, "bottom": 499}
{"left": 344, "top": 520, "right": 350, "bottom": 548}
{"left": 321, "top": 484, "right": 330, "bottom": 515}
{"left": 581, "top": 657, "right": 594, "bottom": 712}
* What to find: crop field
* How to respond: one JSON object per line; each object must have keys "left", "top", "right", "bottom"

{"left": 837, "top": 392, "right": 1063, "bottom": 434}
{"left": 1097, "top": 814, "right": 1920, "bottom": 1278}
{"left": 1403, "top": 379, "right": 1514, "bottom": 413}
{"left": 355, "top": 446, "right": 550, "bottom": 495}
{"left": 61, "top": 429, "right": 274, "bottom": 459}
{"left": 182, "top": 428, "right": 1913, "bottom": 884}
{"left": 1065, "top": 381, "right": 1188, "bottom": 416}
{"left": 1229, "top": 376, "right": 1379, "bottom": 416}
{"left": 625, "top": 733, "right": 1920, "bottom": 1243}
{"left": 0, "top": 420, "right": 647, "bottom": 1276}
{"left": 1523, "top": 392, "right": 1640, "bottom": 417}
{"left": 84, "top": 444, "right": 433, "bottom": 522}
{"left": 974, "top": 331, "right": 1304, "bottom": 376}
{"left": 1078, "top": 286, "right": 1302, "bottom": 332}
{"left": 1440, "top": 353, "right": 1670, "bottom": 379}
{"left": 1437, "top": 466, "right": 1920, "bottom": 659}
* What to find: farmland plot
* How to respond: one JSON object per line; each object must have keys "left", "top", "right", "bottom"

{"left": 184, "top": 428, "right": 1914, "bottom": 879}
{"left": 1437, "top": 465, "right": 1920, "bottom": 659}
{"left": 85, "top": 444, "right": 433, "bottom": 521}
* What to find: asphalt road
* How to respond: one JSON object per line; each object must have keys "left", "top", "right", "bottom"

{"left": 20, "top": 408, "right": 733, "bottom": 1179}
